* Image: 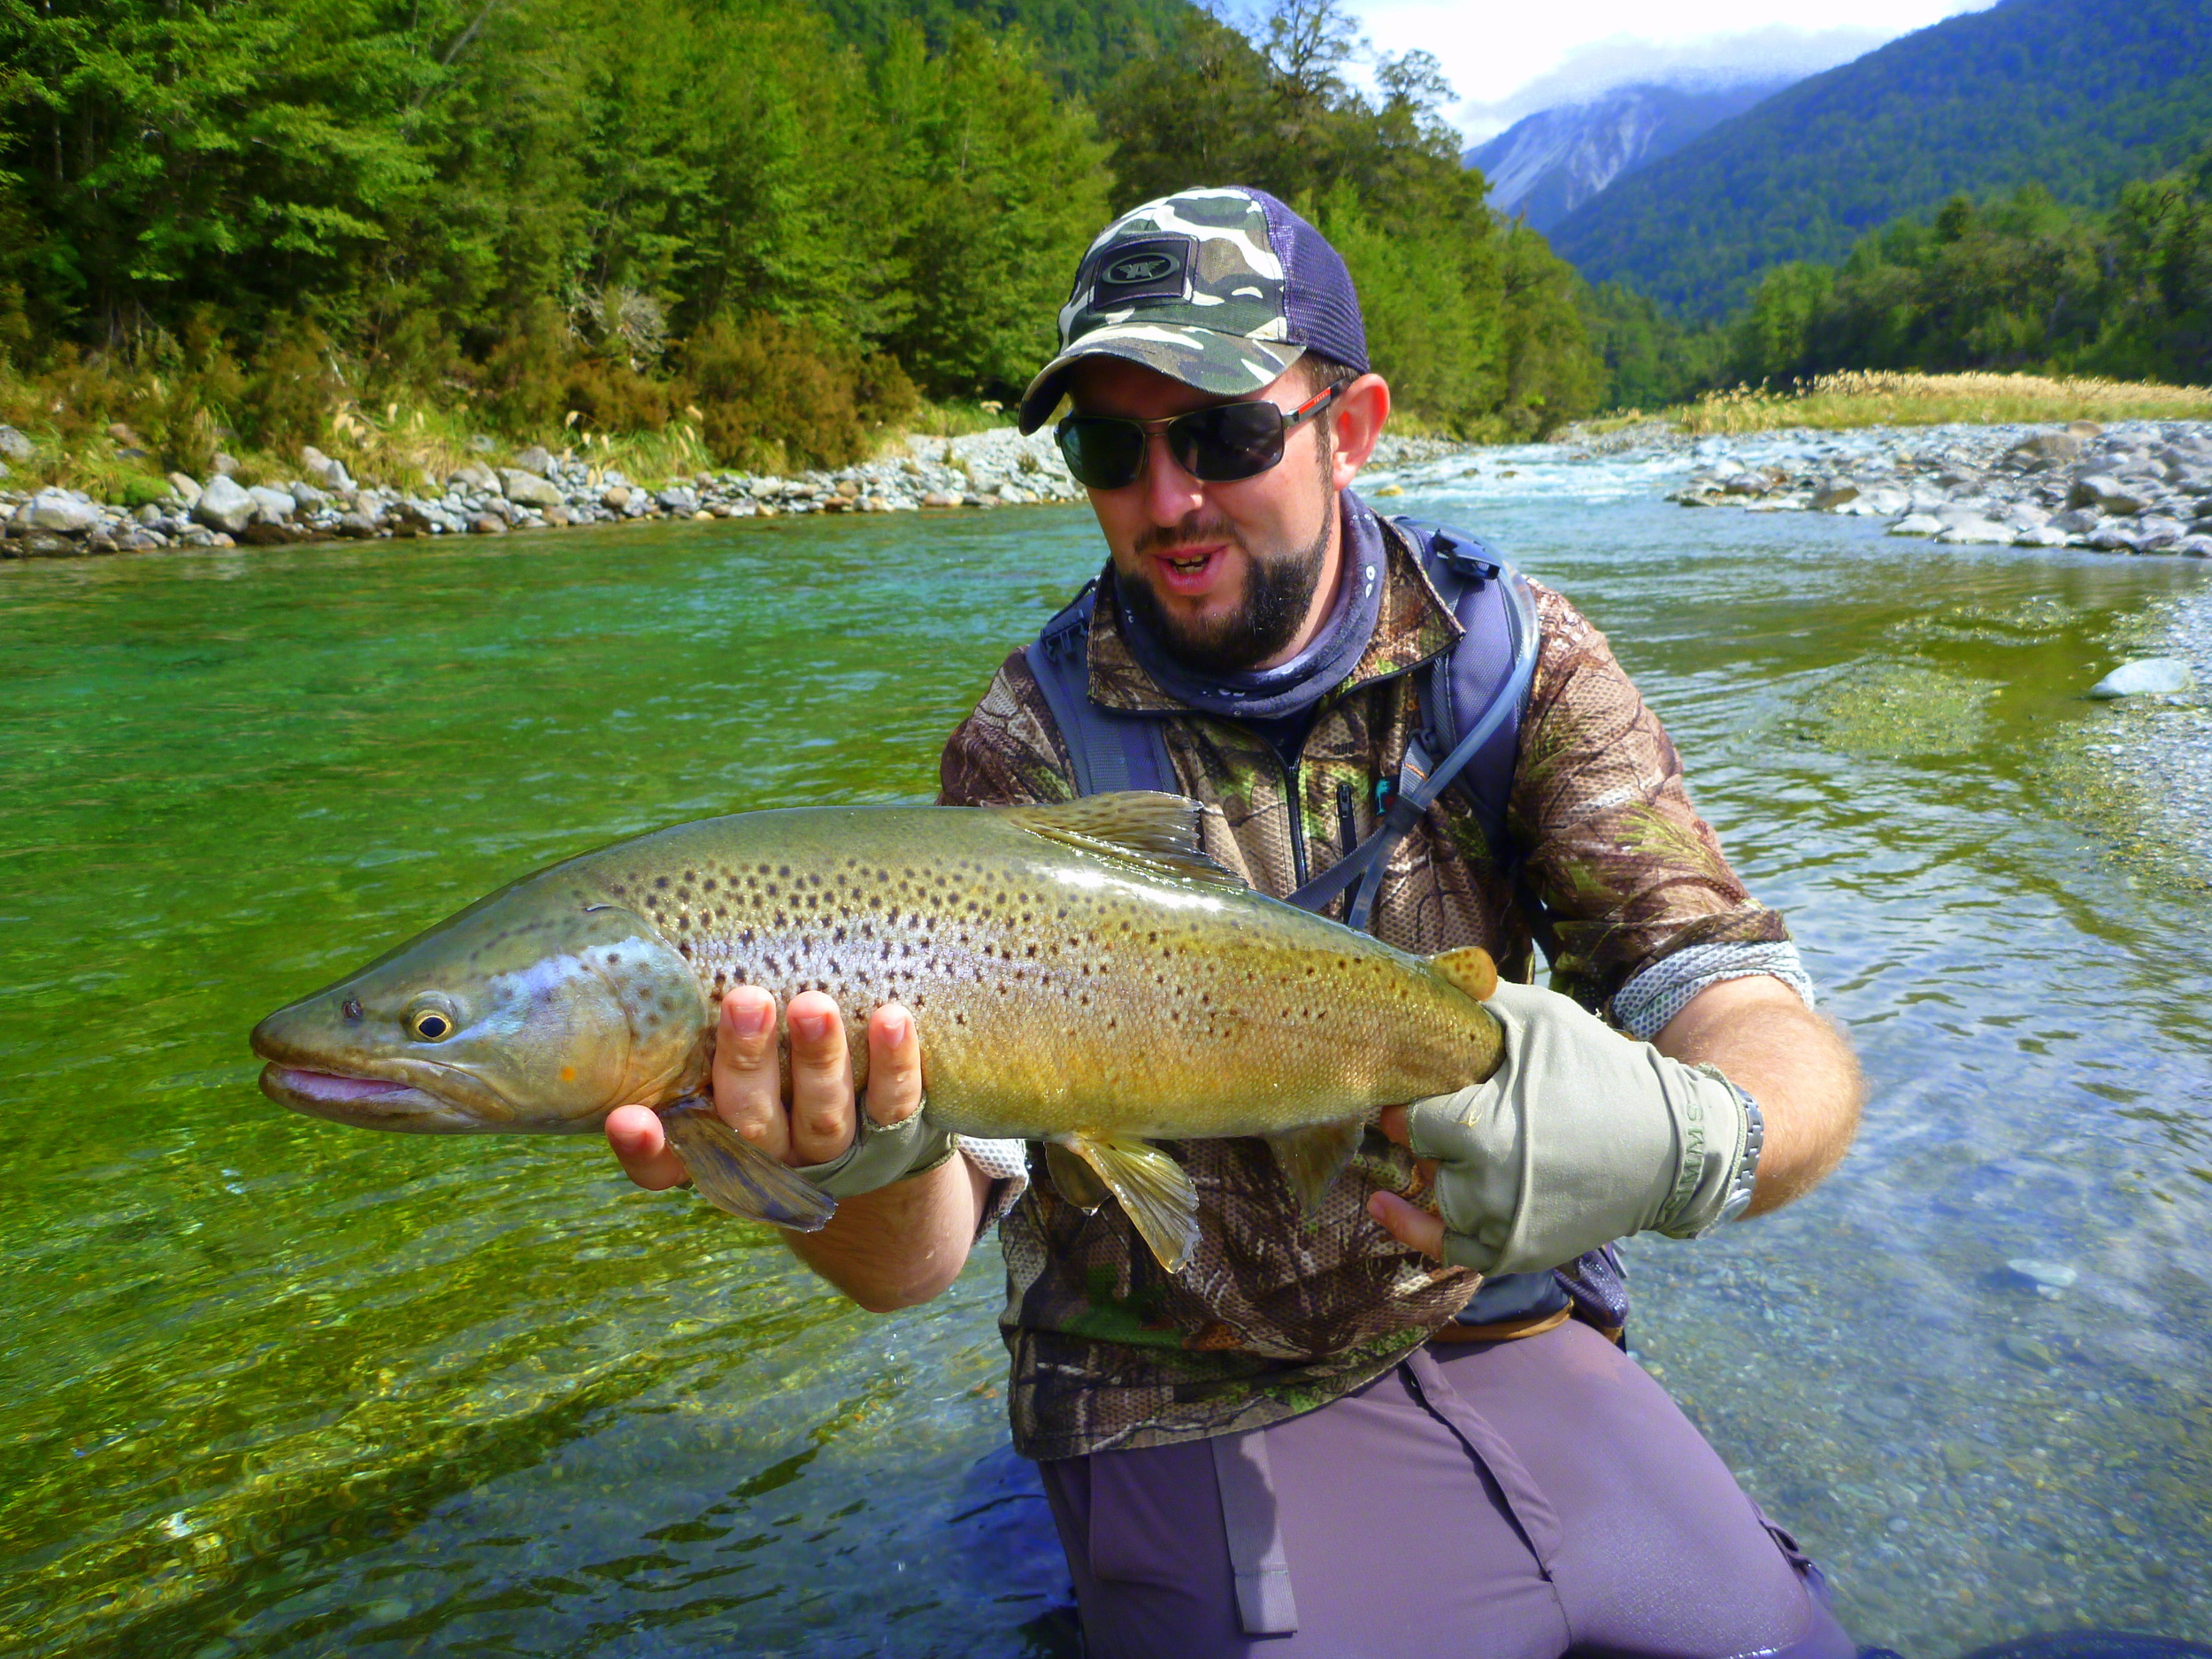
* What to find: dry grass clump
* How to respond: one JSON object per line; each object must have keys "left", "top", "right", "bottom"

{"left": 1674, "top": 371, "right": 2212, "bottom": 434}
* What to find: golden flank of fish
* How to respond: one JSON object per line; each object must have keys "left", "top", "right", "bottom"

{"left": 251, "top": 793, "right": 1503, "bottom": 1270}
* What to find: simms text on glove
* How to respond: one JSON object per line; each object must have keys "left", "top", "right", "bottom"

{"left": 1403, "top": 979, "right": 1758, "bottom": 1277}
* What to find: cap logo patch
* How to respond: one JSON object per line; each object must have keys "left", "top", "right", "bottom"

{"left": 1105, "top": 252, "right": 1179, "bottom": 284}
{"left": 1086, "top": 235, "right": 1194, "bottom": 306}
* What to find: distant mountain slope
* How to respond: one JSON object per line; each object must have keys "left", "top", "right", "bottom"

{"left": 812, "top": 0, "right": 1196, "bottom": 95}
{"left": 1464, "top": 80, "right": 1792, "bottom": 234}
{"left": 1550, "top": 0, "right": 2212, "bottom": 317}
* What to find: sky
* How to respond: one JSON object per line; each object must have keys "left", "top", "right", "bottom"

{"left": 1338, "top": 0, "right": 2001, "bottom": 140}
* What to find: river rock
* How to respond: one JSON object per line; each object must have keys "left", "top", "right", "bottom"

{"left": 448, "top": 461, "right": 499, "bottom": 494}
{"left": 467, "top": 434, "right": 495, "bottom": 453}
{"left": 211, "top": 452, "right": 239, "bottom": 476}
{"left": 2014, "top": 526, "right": 2070, "bottom": 548}
{"left": 19, "top": 489, "right": 101, "bottom": 534}
{"left": 288, "top": 480, "right": 329, "bottom": 511}
{"left": 166, "top": 472, "right": 204, "bottom": 507}
{"left": 468, "top": 512, "right": 507, "bottom": 535}
{"left": 6, "top": 530, "right": 79, "bottom": 558}
{"left": 246, "top": 485, "right": 296, "bottom": 523}
{"left": 2088, "top": 658, "right": 2195, "bottom": 698}
{"left": 499, "top": 468, "right": 563, "bottom": 509}
{"left": 0, "top": 425, "right": 32, "bottom": 461}
{"left": 2053, "top": 507, "right": 2101, "bottom": 534}
{"left": 193, "top": 474, "right": 255, "bottom": 534}
{"left": 1888, "top": 513, "right": 1945, "bottom": 537}
{"left": 2178, "top": 534, "right": 2212, "bottom": 557}
{"left": 1937, "top": 518, "right": 2016, "bottom": 544}
{"left": 1810, "top": 483, "right": 1860, "bottom": 511}
{"left": 511, "top": 445, "right": 555, "bottom": 477}
{"left": 602, "top": 485, "right": 632, "bottom": 510}
{"left": 2008, "top": 431, "right": 2085, "bottom": 465}
{"left": 921, "top": 490, "right": 963, "bottom": 508}
{"left": 2071, "top": 474, "right": 2146, "bottom": 515}
{"left": 333, "top": 509, "right": 384, "bottom": 538}
{"left": 2006, "top": 1258, "right": 2078, "bottom": 1290}
{"left": 657, "top": 485, "right": 698, "bottom": 513}
{"left": 2089, "top": 524, "right": 2143, "bottom": 552}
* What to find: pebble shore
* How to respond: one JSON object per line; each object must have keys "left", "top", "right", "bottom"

{"left": 0, "top": 426, "right": 1101, "bottom": 557}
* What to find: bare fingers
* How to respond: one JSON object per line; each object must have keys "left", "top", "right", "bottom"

{"left": 785, "top": 990, "right": 857, "bottom": 1164}
{"left": 607, "top": 1102, "right": 689, "bottom": 1191}
{"left": 713, "top": 987, "right": 788, "bottom": 1163}
{"left": 1368, "top": 1189, "right": 1445, "bottom": 1260}
{"left": 863, "top": 1002, "right": 923, "bottom": 1129}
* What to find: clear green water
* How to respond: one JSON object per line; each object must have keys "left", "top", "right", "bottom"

{"left": 3, "top": 486, "right": 2208, "bottom": 1656}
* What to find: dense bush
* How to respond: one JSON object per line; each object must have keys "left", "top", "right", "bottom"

{"left": 0, "top": 0, "right": 1602, "bottom": 459}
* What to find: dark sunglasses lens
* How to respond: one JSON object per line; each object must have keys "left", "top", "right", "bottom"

{"left": 1057, "top": 419, "right": 1145, "bottom": 488}
{"left": 1172, "top": 402, "right": 1284, "bottom": 481}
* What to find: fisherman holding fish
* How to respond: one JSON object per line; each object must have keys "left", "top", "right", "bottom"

{"left": 253, "top": 187, "right": 1865, "bottom": 1655}
{"left": 590, "top": 189, "right": 1868, "bottom": 1656}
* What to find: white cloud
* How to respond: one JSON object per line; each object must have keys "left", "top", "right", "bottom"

{"left": 1340, "top": 0, "right": 2000, "bottom": 140}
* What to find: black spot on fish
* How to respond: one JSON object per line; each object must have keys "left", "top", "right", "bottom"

{"left": 655, "top": 876, "right": 670, "bottom": 890}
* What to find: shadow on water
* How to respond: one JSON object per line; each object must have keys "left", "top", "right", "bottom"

{"left": 1, "top": 487, "right": 2209, "bottom": 1655}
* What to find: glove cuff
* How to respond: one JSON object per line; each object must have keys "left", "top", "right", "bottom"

{"left": 793, "top": 1105, "right": 957, "bottom": 1199}
{"left": 1654, "top": 1065, "right": 1762, "bottom": 1239}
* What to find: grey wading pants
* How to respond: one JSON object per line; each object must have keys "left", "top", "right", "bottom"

{"left": 1039, "top": 1319, "right": 1858, "bottom": 1659}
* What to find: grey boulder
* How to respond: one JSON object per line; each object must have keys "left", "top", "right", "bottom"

{"left": 0, "top": 424, "right": 33, "bottom": 461}
{"left": 18, "top": 489, "right": 101, "bottom": 534}
{"left": 448, "top": 461, "right": 499, "bottom": 494}
{"left": 246, "top": 485, "right": 296, "bottom": 523}
{"left": 2070, "top": 474, "right": 2146, "bottom": 515}
{"left": 499, "top": 468, "right": 564, "bottom": 509}
{"left": 2087, "top": 658, "right": 2195, "bottom": 699}
{"left": 193, "top": 473, "right": 257, "bottom": 534}
{"left": 511, "top": 445, "right": 556, "bottom": 477}
{"left": 2008, "top": 431, "right": 2085, "bottom": 465}
{"left": 166, "top": 472, "right": 204, "bottom": 507}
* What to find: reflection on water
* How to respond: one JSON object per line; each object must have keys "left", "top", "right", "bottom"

{"left": 2, "top": 471, "right": 2208, "bottom": 1655}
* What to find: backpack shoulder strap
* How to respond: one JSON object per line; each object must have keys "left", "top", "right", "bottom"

{"left": 1023, "top": 581, "right": 1177, "bottom": 798}
{"left": 1402, "top": 518, "right": 1537, "bottom": 859}
{"left": 1285, "top": 518, "right": 1546, "bottom": 938}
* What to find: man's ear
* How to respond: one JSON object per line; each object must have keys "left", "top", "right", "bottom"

{"left": 1328, "top": 373, "right": 1391, "bottom": 492}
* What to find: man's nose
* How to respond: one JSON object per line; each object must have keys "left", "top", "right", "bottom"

{"left": 1139, "top": 431, "right": 1208, "bottom": 526}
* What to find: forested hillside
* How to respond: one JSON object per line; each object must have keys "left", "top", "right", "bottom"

{"left": 1553, "top": 0, "right": 2212, "bottom": 317}
{"left": 1585, "top": 142, "right": 2212, "bottom": 411}
{"left": 0, "top": 0, "right": 1600, "bottom": 481}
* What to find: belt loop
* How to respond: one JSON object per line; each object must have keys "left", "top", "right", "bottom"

{"left": 1210, "top": 1430, "right": 1299, "bottom": 1634}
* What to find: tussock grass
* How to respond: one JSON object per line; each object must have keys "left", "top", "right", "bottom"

{"left": 1672, "top": 371, "right": 2212, "bottom": 434}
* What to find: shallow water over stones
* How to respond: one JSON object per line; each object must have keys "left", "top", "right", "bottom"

{"left": 2, "top": 463, "right": 2208, "bottom": 1655}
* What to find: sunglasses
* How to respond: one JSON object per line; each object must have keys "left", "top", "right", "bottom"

{"left": 1054, "top": 382, "right": 1346, "bottom": 490}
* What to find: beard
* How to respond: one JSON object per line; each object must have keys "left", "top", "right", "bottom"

{"left": 1118, "top": 508, "right": 1333, "bottom": 673}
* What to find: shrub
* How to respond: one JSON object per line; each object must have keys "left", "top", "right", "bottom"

{"left": 682, "top": 312, "right": 913, "bottom": 472}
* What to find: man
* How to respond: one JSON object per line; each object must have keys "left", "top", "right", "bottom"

{"left": 609, "top": 187, "right": 1864, "bottom": 1656}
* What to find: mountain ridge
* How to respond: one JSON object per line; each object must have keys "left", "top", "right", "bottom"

{"left": 1549, "top": 0, "right": 2212, "bottom": 316}
{"left": 1463, "top": 79, "right": 1792, "bottom": 234}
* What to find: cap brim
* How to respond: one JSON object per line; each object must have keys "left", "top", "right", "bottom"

{"left": 1017, "top": 326, "right": 1305, "bottom": 434}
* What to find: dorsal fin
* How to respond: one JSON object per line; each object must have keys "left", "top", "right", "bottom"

{"left": 998, "top": 792, "right": 1246, "bottom": 891}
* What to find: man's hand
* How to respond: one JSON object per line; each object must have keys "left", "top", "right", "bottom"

{"left": 1366, "top": 979, "right": 1764, "bottom": 1276}
{"left": 605, "top": 985, "right": 930, "bottom": 1189}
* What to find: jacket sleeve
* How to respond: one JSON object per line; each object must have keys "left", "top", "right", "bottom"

{"left": 1506, "top": 583, "right": 1793, "bottom": 1015}
{"left": 937, "top": 650, "right": 1080, "bottom": 809}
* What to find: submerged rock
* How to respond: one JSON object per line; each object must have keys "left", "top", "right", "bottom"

{"left": 2087, "top": 658, "right": 2196, "bottom": 699}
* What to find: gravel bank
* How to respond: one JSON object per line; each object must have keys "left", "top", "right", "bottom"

{"left": 0, "top": 426, "right": 1094, "bottom": 558}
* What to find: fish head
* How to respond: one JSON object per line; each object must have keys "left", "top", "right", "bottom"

{"left": 251, "top": 889, "right": 708, "bottom": 1133}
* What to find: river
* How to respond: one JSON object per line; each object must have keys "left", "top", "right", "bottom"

{"left": 3, "top": 449, "right": 2209, "bottom": 1656}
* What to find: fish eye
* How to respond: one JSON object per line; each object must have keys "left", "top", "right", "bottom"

{"left": 406, "top": 1005, "right": 457, "bottom": 1042}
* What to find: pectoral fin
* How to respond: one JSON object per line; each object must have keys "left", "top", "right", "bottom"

{"left": 659, "top": 1097, "right": 835, "bottom": 1232}
{"left": 1058, "top": 1131, "right": 1201, "bottom": 1273}
{"left": 1264, "top": 1118, "right": 1365, "bottom": 1214}
{"left": 1044, "top": 1141, "right": 1110, "bottom": 1212}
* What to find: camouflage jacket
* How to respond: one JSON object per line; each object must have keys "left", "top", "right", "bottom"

{"left": 938, "top": 513, "right": 1791, "bottom": 1462}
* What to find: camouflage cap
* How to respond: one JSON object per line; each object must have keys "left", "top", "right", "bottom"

{"left": 1017, "top": 186, "right": 1370, "bottom": 434}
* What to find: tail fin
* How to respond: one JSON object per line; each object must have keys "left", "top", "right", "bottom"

{"left": 1426, "top": 945, "right": 1498, "bottom": 1002}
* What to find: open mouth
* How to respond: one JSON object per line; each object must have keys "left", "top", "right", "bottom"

{"left": 1153, "top": 544, "right": 1225, "bottom": 595}
{"left": 265, "top": 1067, "right": 411, "bottom": 1104}
{"left": 257, "top": 1063, "right": 457, "bottom": 1129}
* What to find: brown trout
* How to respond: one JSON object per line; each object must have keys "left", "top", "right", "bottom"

{"left": 251, "top": 793, "right": 1502, "bottom": 1270}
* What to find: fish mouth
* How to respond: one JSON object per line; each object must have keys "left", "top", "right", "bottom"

{"left": 257, "top": 1064, "right": 483, "bottom": 1132}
